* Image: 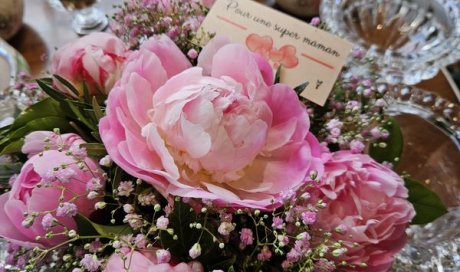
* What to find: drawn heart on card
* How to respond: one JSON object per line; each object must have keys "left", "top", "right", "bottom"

{"left": 246, "top": 33, "right": 299, "bottom": 69}
{"left": 269, "top": 45, "right": 299, "bottom": 69}
{"left": 246, "top": 34, "right": 273, "bottom": 59}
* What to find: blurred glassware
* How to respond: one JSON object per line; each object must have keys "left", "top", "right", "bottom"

{"left": 276, "top": 0, "right": 320, "bottom": 17}
{"left": 0, "top": 38, "right": 28, "bottom": 126}
{"left": 48, "top": 0, "right": 108, "bottom": 35}
{"left": 0, "top": 0, "right": 24, "bottom": 40}
{"left": 0, "top": 239, "right": 7, "bottom": 269}
{"left": 321, "top": 0, "right": 460, "bottom": 85}
{"left": 379, "top": 84, "right": 460, "bottom": 271}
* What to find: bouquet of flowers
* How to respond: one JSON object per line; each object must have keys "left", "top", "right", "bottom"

{"left": 0, "top": 1, "right": 448, "bottom": 271}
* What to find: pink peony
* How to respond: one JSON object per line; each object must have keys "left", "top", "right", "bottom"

{"left": 104, "top": 249, "right": 202, "bottom": 272}
{"left": 0, "top": 134, "right": 105, "bottom": 248}
{"left": 22, "top": 131, "right": 84, "bottom": 158}
{"left": 313, "top": 151, "right": 415, "bottom": 272}
{"left": 51, "top": 32, "right": 128, "bottom": 97}
{"left": 99, "top": 35, "right": 323, "bottom": 209}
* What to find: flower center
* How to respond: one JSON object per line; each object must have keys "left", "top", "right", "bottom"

{"left": 151, "top": 78, "right": 269, "bottom": 186}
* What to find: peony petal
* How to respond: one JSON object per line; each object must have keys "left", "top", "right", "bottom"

{"left": 247, "top": 142, "right": 312, "bottom": 194}
{"left": 152, "top": 67, "right": 204, "bottom": 107}
{"left": 28, "top": 150, "right": 75, "bottom": 177}
{"left": 266, "top": 84, "right": 310, "bottom": 139}
{"left": 105, "top": 251, "right": 155, "bottom": 272}
{"left": 81, "top": 48, "right": 102, "bottom": 86}
{"left": 180, "top": 116, "right": 212, "bottom": 158}
{"left": 202, "top": 182, "right": 241, "bottom": 201}
{"left": 252, "top": 52, "right": 274, "bottom": 86}
{"left": 199, "top": 119, "right": 267, "bottom": 174}
{"left": 0, "top": 193, "right": 41, "bottom": 248}
{"left": 210, "top": 44, "right": 266, "bottom": 93}
{"left": 125, "top": 73, "right": 158, "bottom": 127}
{"left": 140, "top": 35, "right": 191, "bottom": 78}
{"left": 22, "top": 131, "right": 55, "bottom": 156}
{"left": 264, "top": 118, "right": 297, "bottom": 152}
{"left": 142, "top": 123, "right": 180, "bottom": 179}
{"left": 124, "top": 125, "right": 163, "bottom": 171}
{"left": 197, "top": 35, "right": 231, "bottom": 75}
{"left": 4, "top": 197, "right": 44, "bottom": 246}
{"left": 182, "top": 95, "right": 216, "bottom": 131}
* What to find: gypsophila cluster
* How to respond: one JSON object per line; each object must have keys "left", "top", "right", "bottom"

{"left": 111, "top": 0, "right": 209, "bottom": 54}
{"left": 0, "top": 71, "right": 45, "bottom": 111}
{"left": 303, "top": 17, "right": 391, "bottom": 154}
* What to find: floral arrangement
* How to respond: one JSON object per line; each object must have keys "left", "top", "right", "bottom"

{"left": 0, "top": 1, "right": 448, "bottom": 272}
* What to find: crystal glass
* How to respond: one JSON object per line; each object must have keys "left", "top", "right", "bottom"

{"left": 380, "top": 84, "right": 460, "bottom": 271}
{"left": 0, "top": 239, "right": 8, "bottom": 269}
{"left": 276, "top": 0, "right": 320, "bottom": 17}
{"left": 321, "top": 0, "right": 460, "bottom": 85}
{"left": 48, "top": 0, "right": 108, "bottom": 35}
{"left": 0, "top": 38, "right": 25, "bottom": 126}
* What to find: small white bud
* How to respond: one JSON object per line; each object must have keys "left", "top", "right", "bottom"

{"left": 95, "top": 202, "right": 107, "bottom": 210}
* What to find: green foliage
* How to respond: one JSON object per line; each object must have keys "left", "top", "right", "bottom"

{"left": 0, "top": 139, "right": 24, "bottom": 156}
{"left": 0, "top": 77, "right": 107, "bottom": 157}
{"left": 9, "top": 98, "right": 65, "bottom": 131}
{"left": 0, "top": 98, "right": 68, "bottom": 154}
{"left": 274, "top": 66, "right": 282, "bottom": 84}
{"left": 160, "top": 199, "right": 234, "bottom": 269}
{"left": 81, "top": 143, "right": 107, "bottom": 158}
{"left": 159, "top": 199, "right": 200, "bottom": 258}
{"left": 405, "top": 177, "right": 448, "bottom": 225}
{"left": 36, "top": 78, "right": 70, "bottom": 103}
{"left": 369, "top": 118, "right": 403, "bottom": 166}
{"left": 75, "top": 214, "right": 131, "bottom": 238}
{"left": 92, "top": 96, "right": 105, "bottom": 121}
{"left": 0, "top": 162, "right": 22, "bottom": 183}
{"left": 53, "top": 74, "right": 80, "bottom": 97}
{"left": 294, "top": 81, "right": 310, "bottom": 96}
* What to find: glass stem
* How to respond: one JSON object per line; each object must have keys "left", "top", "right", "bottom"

{"left": 73, "top": 6, "right": 103, "bottom": 29}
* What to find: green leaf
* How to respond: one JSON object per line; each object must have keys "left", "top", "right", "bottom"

{"left": 36, "top": 78, "right": 70, "bottom": 103}
{"left": 67, "top": 99, "right": 92, "bottom": 109}
{"left": 0, "top": 162, "right": 22, "bottom": 183}
{"left": 160, "top": 200, "right": 198, "bottom": 259}
{"left": 369, "top": 118, "right": 403, "bottom": 166}
{"left": 81, "top": 143, "right": 107, "bottom": 158}
{"left": 82, "top": 81, "right": 91, "bottom": 104}
{"left": 69, "top": 121, "right": 93, "bottom": 143}
{"left": 112, "top": 166, "right": 123, "bottom": 192}
{"left": 0, "top": 125, "right": 12, "bottom": 136}
{"left": 7, "top": 117, "right": 72, "bottom": 141}
{"left": 160, "top": 199, "right": 223, "bottom": 266}
{"left": 67, "top": 101, "right": 97, "bottom": 131}
{"left": 208, "top": 256, "right": 236, "bottom": 271}
{"left": 0, "top": 117, "right": 74, "bottom": 150}
{"left": 274, "top": 66, "right": 282, "bottom": 84}
{"left": 294, "top": 81, "right": 309, "bottom": 95}
{"left": 92, "top": 96, "right": 105, "bottom": 121}
{"left": 75, "top": 214, "right": 131, "bottom": 238}
{"left": 53, "top": 74, "right": 80, "bottom": 97}
{"left": 0, "top": 98, "right": 76, "bottom": 154}
{"left": 0, "top": 139, "right": 24, "bottom": 155}
{"left": 91, "top": 131, "right": 102, "bottom": 142}
{"left": 405, "top": 178, "right": 448, "bottom": 225}
{"left": 10, "top": 98, "right": 66, "bottom": 130}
